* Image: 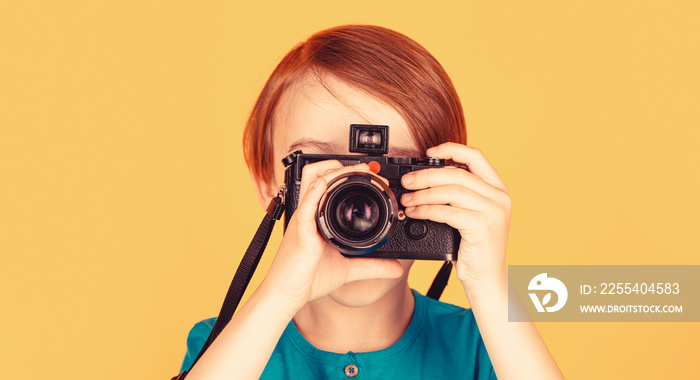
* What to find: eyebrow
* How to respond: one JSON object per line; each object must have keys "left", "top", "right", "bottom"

{"left": 287, "top": 139, "right": 423, "bottom": 157}
{"left": 287, "top": 139, "right": 344, "bottom": 154}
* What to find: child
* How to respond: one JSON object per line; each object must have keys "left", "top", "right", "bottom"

{"left": 177, "top": 25, "right": 564, "bottom": 380}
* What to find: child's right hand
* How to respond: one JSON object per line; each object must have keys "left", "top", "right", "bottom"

{"left": 258, "top": 160, "right": 405, "bottom": 314}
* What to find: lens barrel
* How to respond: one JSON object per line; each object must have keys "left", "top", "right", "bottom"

{"left": 316, "top": 172, "right": 397, "bottom": 255}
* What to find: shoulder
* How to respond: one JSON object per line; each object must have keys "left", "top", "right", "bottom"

{"left": 179, "top": 317, "right": 217, "bottom": 373}
{"left": 189, "top": 317, "right": 217, "bottom": 338}
{"left": 411, "top": 290, "right": 496, "bottom": 379}
{"left": 415, "top": 289, "right": 479, "bottom": 334}
{"left": 411, "top": 289, "right": 488, "bottom": 358}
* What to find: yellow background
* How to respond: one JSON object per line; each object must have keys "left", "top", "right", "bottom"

{"left": 1, "top": 1, "right": 698, "bottom": 379}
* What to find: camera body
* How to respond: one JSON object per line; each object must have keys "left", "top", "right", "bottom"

{"left": 282, "top": 124, "right": 461, "bottom": 261}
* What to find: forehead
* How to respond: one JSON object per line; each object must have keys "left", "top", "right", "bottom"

{"left": 272, "top": 74, "right": 419, "bottom": 157}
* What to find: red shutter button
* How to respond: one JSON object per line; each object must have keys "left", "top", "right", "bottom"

{"left": 368, "top": 161, "right": 380, "bottom": 174}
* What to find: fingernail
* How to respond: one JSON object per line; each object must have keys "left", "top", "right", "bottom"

{"left": 426, "top": 147, "right": 437, "bottom": 156}
{"left": 402, "top": 192, "right": 414, "bottom": 204}
{"left": 353, "top": 163, "right": 368, "bottom": 169}
{"left": 405, "top": 206, "right": 416, "bottom": 213}
{"left": 402, "top": 172, "right": 415, "bottom": 185}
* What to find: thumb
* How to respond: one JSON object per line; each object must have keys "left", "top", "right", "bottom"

{"left": 345, "top": 258, "right": 405, "bottom": 283}
{"left": 293, "top": 177, "right": 327, "bottom": 242}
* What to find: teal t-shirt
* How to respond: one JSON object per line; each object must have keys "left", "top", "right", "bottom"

{"left": 179, "top": 289, "right": 497, "bottom": 379}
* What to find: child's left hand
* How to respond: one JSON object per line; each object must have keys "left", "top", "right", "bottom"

{"left": 400, "top": 142, "right": 511, "bottom": 294}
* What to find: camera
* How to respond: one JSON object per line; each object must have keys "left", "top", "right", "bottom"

{"left": 282, "top": 124, "right": 461, "bottom": 261}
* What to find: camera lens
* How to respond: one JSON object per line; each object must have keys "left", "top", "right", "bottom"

{"left": 336, "top": 194, "right": 380, "bottom": 235}
{"left": 316, "top": 172, "right": 398, "bottom": 255}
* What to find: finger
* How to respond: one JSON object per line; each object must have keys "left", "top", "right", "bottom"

{"left": 400, "top": 184, "right": 491, "bottom": 212}
{"left": 319, "top": 163, "right": 372, "bottom": 185}
{"left": 426, "top": 143, "right": 509, "bottom": 195}
{"left": 298, "top": 160, "right": 344, "bottom": 201}
{"left": 404, "top": 204, "right": 480, "bottom": 230}
{"left": 300, "top": 162, "right": 372, "bottom": 201}
{"left": 401, "top": 166, "right": 503, "bottom": 199}
{"left": 294, "top": 177, "right": 329, "bottom": 236}
{"left": 345, "top": 257, "right": 405, "bottom": 282}
{"left": 317, "top": 163, "right": 393, "bottom": 198}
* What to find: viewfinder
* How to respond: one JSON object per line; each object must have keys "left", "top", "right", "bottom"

{"left": 349, "top": 124, "right": 389, "bottom": 154}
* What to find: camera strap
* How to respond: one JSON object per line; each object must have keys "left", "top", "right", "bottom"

{"left": 171, "top": 194, "right": 285, "bottom": 380}
{"left": 426, "top": 261, "right": 452, "bottom": 299}
{"left": 172, "top": 193, "right": 450, "bottom": 380}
